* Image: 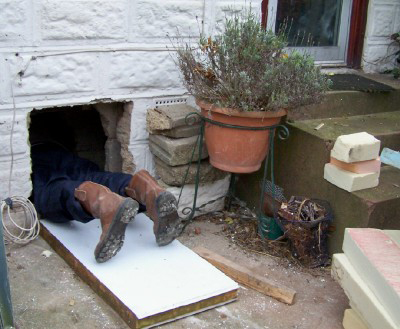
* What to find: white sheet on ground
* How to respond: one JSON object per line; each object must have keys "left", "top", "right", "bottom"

{"left": 41, "top": 213, "right": 238, "bottom": 319}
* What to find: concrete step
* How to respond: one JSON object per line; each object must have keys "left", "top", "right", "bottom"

{"left": 276, "top": 112, "right": 400, "bottom": 254}
{"left": 342, "top": 228, "right": 400, "bottom": 328}
{"left": 290, "top": 111, "right": 400, "bottom": 151}
{"left": 236, "top": 111, "right": 400, "bottom": 254}
{"left": 289, "top": 74, "right": 400, "bottom": 121}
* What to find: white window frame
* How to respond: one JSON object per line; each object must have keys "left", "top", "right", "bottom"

{"left": 266, "top": 0, "right": 353, "bottom": 65}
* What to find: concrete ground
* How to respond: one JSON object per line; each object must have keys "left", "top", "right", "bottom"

{"left": 5, "top": 217, "right": 348, "bottom": 329}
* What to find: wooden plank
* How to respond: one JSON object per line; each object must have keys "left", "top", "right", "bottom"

{"left": 40, "top": 224, "right": 238, "bottom": 329}
{"left": 193, "top": 246, "right": 296, "bottom": 305}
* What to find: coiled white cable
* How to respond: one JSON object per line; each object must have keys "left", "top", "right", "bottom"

{"left": 1, "top": 196, "right": 40, "bottom": 244}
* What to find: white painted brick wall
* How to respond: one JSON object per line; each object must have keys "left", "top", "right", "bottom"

{"left": 0, "top": 1, "right": 29, "bottom": 43}
{"left": 0, "top": 0, "right": 260, "bottom": 200}
{"left": 41, "top": 1, "right": 128, "bottom": 41}
{"left": 362, "top": 0, "right": 400, "bottom": 73}
{"left": 135, "top": 0, "right": 204, "bottom": 38}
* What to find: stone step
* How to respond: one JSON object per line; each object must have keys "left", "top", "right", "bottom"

{"left": 149, "top": 134, "right": 208, "bottom": 166}
{"left": 147, "top": 104, "right": 200, "bottom": 134}
{"left": 332, "top": 253, "right": 397, "bottom": 329}
{"left": 343, "top": 228, "right": 400, "bottom": 327}
{"left": 290, "top": 111, "right": 400, "bottom": 152}
{"left": 154, "top": 157, "right": 228, "bottom": 186}
{"left": 236, "top": 111, "right": 400, "bottom": 254}
{"left": 154, "top": 124, "right": 201, "bottom": 139}
{"left": 289, "top": 79, "right": 400, "bottom": 121}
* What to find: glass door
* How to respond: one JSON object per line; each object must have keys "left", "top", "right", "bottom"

{"left": 266, "top": 0, "right": 352, "bottom": 64}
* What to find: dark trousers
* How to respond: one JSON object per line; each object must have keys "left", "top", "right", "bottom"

{"left": 31, "top": 144, "right": 136, "bottom": 223}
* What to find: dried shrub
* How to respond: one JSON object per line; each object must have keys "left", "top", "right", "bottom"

{"left": 174, "top": 10, "right": 331, "bottom": 112}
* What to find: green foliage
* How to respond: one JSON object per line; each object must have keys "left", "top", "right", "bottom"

{"left": 175, "top": 10, "right": 331, "bottom": 112}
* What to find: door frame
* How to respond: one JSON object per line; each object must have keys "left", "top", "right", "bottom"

{"left": 261, "top": 0, "right": 369, "bottom": 68}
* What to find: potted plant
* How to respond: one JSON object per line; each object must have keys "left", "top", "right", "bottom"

{"left": 175, "top": 10, "right": 330, "bottom": 173}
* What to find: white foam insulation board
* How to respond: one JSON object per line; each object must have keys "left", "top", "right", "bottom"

{"left": 40, "top": 213, "right": 238, "bottom": 328}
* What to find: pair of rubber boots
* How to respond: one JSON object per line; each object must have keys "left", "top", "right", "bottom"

{"left": 74, "top": 170, "right": 182, "bottom": 263}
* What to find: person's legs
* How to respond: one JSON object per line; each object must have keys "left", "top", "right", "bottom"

{"left": 125, "top": 170, "right": 183, "bottom": 246}
{"left": 74, "top": 181, "right": 139, "bottom": 262}
{"left": 31, "top": 146, "right": 139, "bottom": 262}
{"left": 86, "top": 171, "right": 132, "bottom": 196}
{"left": 33, "top": 177, "right": 93, "bottom": 223}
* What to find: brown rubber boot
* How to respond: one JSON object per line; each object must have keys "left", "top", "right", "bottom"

{"left": 125, "top": 170, "right": 182, "bottom": 246}
{"left": 74, "top": 181, "right": 139, "bottom": 263}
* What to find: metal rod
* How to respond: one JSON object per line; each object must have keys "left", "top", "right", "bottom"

{"left": 189, "top": 121, "right": 205, "bottom": 221}
{"left": 227, "top": 173, "right": 237, "bottom": 211}
{"left": 0, "top": 211, "right": 15, "bottom": 329}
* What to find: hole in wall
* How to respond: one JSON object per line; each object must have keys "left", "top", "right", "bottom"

{"left": 28, "top": 102, "right": 134, "bottom": 175}
{"left": 29, "top": 105, "right": 108, "bottom": 169}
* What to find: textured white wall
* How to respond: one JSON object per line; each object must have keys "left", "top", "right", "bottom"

{"left": 362, "top": 0, "right": 400, "bottom": 73}
{"left": 0, "top": 0, "right": 261, "bottom": 199}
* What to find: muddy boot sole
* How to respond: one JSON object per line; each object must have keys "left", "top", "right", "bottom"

{"left": 95, "top": 198, "right": 139, "bottom": 263}
{"left": 154, "top": 192, "right": 183, "bottom": 246}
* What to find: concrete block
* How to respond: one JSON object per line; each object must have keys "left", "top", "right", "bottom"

{"left": 0, "top": 0, "right": 28, "bottom": 42}
{"left": 332, "top": 254, "right": 397, "bottom": 329}
{"left": 149, "top": 134, "right": 208, "bottom": 166}
{"left": 147, "top": 105, "right": 200, "bottom": 133}
{"left": 41, "top": 0, "right": 127, "bottom": 40}
{"left": 135, "top": 0, "right": 203, "bottom": 38}
{"left": 324, "top": 163, "right": 379, "bottom": 192}
{"left": 154, "top": 157, "right": 227, "bottom": 186}
{"left": 152, "top": 124, "right": 201, "bottom": 139}
{"left": 371, "top": 7, "right": 396, "bottom": 37}
{"left": 343, "top": 309, "right": 369, "bottom": 329}
{"left": 104, "top": 139, "right": 122, "bottom": 172}
{"left": 95, "top": 103, "right": 123, "bottom": 139}
{"left": 8, "top": 53, "right": 96, "bottom": 96}
{"left": 108, "top": 51, "right": 183, "bottom": 91}
{"left": 330, "top": 157, "right": 381, "bottom": 174}
{"left": 164, "top": 175, "right": 231, "bottom": 218}
{"left": 331, "top": 132, "right": 381, "bottom": 163}
{"left": 343, "top": 228, "right": 400, "bottom": 328}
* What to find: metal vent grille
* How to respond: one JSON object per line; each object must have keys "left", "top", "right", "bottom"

{"left": 154, "top": 97, "right": 187, "bottom": 108}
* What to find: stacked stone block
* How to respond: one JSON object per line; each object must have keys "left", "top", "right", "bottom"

{"left": 146, "top": 104, "right": 229, "bottom": 217}
{"left": 324, "top": 132, "right": 382, "bottom": 192}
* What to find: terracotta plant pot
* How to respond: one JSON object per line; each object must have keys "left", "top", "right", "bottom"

{"left": 197, "top": 100, "right": 287, "bottom": 174}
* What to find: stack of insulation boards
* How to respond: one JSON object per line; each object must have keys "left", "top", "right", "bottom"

{"left": 324, "top": 132, "right": 381, "bottom": 192}
{"left": 332, "top": 228, "right": 400, "bottom": 329}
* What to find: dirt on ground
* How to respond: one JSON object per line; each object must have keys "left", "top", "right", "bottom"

{"left": 5, "top": 213, "right": 349, "bottom": 329}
